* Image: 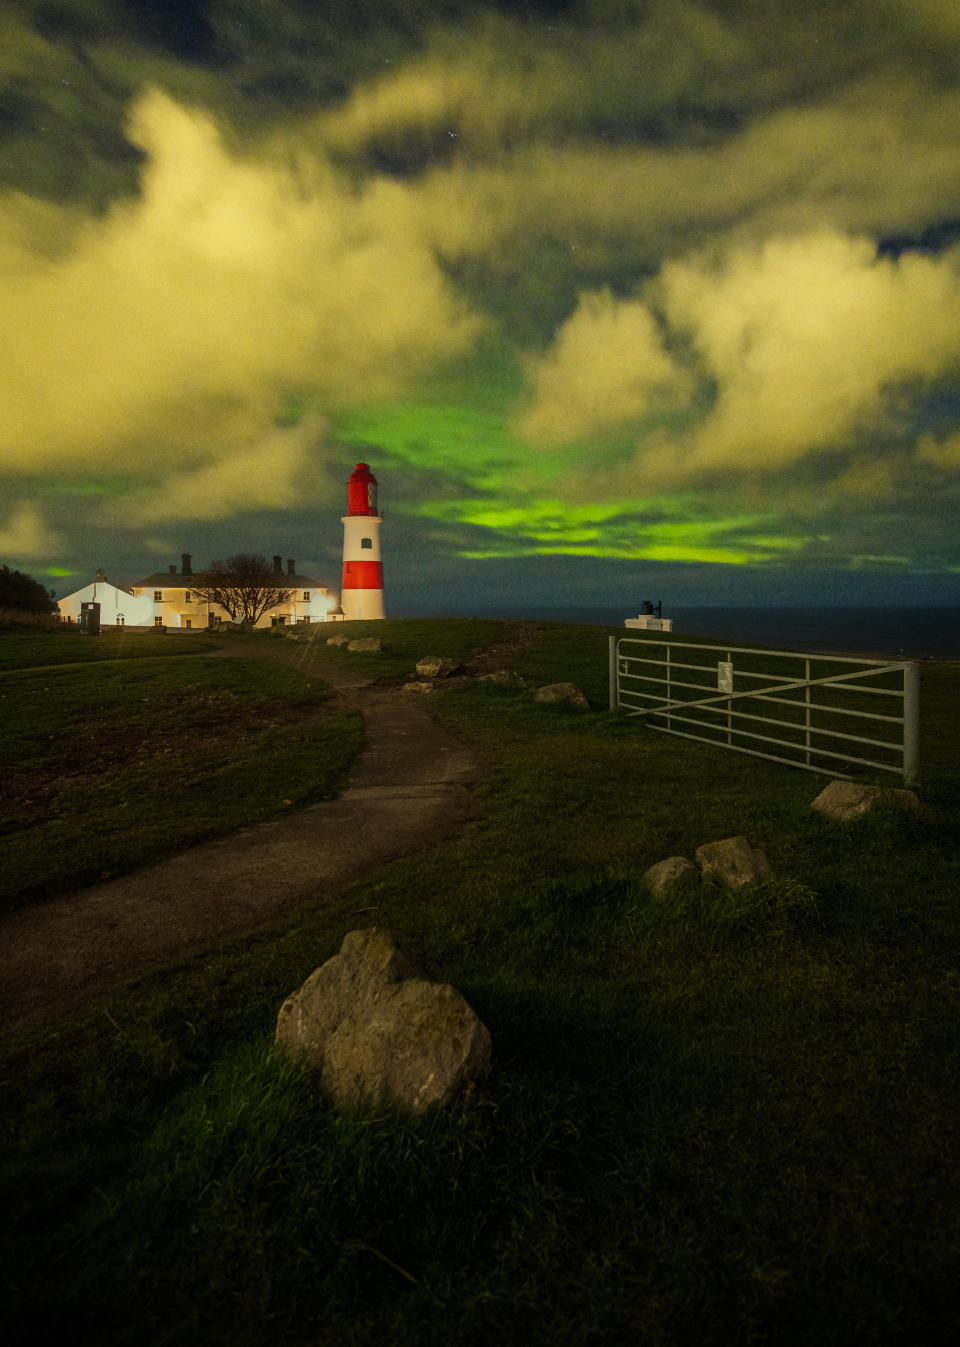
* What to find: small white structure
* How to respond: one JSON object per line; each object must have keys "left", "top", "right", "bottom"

{"left": 625, "top": 600, "right": 673, "bottom": 633}
{"left": 57, "top": 570, "right": 154, "bottom": 626}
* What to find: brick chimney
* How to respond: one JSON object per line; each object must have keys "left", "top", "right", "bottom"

{"left": 273, "top": 555, "right": 282, "bottom": 573}
{"left": 181, "top": 553, "right": 192, "bottom": 575}
{"left": 168, "top": 564, "right": 177, "bottom": 573}
{"left": 287, "top": 558, "right": 295, "bottom": 575}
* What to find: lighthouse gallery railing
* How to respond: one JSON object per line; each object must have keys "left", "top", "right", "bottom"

{"left": 609, "top": 636, "right": 919, "bottom": 786}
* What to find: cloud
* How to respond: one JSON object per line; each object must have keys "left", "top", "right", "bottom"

{"left": 515, "top": 289, "right": 691, "bottom": 445}
{"left": 0, "top": 85, "right": 483, "bottom": 478}
{"left": 113, "top": 415, "right": 330, "bottom": 524}
{"left": 916, "top": 429, "right": 960, "bottom": 468}
{"left": 638, "top": 230, "right": 960, "bottom": 481}
{"left": 0, "top": 501, "right": 64, "bottom": 559}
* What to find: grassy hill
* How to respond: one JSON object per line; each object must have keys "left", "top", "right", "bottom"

{"left": 3, "top": 618, "right": 959, "bottom": 1345}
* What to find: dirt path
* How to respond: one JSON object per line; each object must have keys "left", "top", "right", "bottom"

{"left": 0, "top": 625, "right": 535, "bottom": 1036}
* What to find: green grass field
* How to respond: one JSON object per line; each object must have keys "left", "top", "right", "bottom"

{"left": 0, "top": 626, "right": 216, "bottom": 670}
{"left": 2, "top": 620, "right": 959, "bottom": 1345}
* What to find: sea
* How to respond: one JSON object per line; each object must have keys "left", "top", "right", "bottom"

{"left": 423, "top": 606, "right": 960, "bottom": 660}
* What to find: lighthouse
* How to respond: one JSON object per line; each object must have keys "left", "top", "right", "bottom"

{"left": 340, "top": 462, "right": 385, "bottom": 620}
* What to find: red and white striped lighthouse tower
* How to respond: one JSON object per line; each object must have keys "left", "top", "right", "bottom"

{"left": 340, "top": 462, "right": 385, "bottom": 620}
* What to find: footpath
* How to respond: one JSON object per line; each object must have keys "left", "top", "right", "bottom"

{"left": 0, "top": 647, "right": 489, "bottom": 1035}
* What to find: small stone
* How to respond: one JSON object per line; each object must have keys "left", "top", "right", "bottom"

{"left": 326, "top": 633, "right": 351, "bottom": 646}
{"left": 533, "top": 681, "right": 589, "bottom": 709}
{"left": 415, "top": 656, "right": 464, "bottom": 679}
{"left": 644, "top": 856, "right": 699, "bottom": 897}
{"left": 402, "top": 681, "right": 437, "bottom": 693}
{"left": 478, "top": 670, "right": 525, "bottom": 686}
{"left": 695, "top": 835, "right": 771, "bottom": 889}
{"left": 347, "top": 638, "right": 383, "bottom": 653}
{"left": 810, "top": 779, "right": 921, "bottom": 821}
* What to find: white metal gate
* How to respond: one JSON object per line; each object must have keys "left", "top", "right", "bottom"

{"left": 609, "top": 636, "right": 919, "bottom": 785}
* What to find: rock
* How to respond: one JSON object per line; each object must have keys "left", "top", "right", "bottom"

{"left": 283, "top": 631, "right": 302, "bottom": 642}
{"left": 348, "top": 637, "right": 383, "bottom": 653}
{"left": 402, "top": 681, "right": 437, "bottom": 694}
{"left": 533, "top": 681, "right": 589, "bottom": 709}
{"left": 695, "top": 835, "right": 771, "bottom": 889}
{"left": 415, "top": 656, "right": 464, "bottom": 679}
{"left": 810, "top": 779, "right": 921, "bottom": 821}
{"left": 644, "top": 856, "right": 699, "bottom": 897}
{"left": 276, "top": 928, "right": 491, "bottom": 1115}
{"left": 478, "top": 670, "right": 526, "bottom": 686}
{"left": 326, "top": 633, "right": 351, "bottom": 646}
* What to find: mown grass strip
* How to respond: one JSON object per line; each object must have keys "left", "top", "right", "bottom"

{"left": 1, "top": 654, "right": 363, "bottom": 910}
{"left": 0, "top": 628, "right": 215, "bottom": 670}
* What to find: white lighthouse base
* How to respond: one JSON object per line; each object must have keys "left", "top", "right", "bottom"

{"left": 341, "top": 590, "right": 385, "bottom": 621}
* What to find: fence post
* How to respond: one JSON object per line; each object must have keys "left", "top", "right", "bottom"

{"left": 609, "top": 635, "right": 618, "bottom": 711}
{"left": 903, "top": 661, "right": 920, "bottom": 787}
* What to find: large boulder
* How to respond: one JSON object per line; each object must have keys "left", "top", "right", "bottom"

{"left": 348, "top": 637, "right": 383, "bottom": 653}
{"left": 695, "top": 836, "right": 771, "bottom": 889}
{"left": 534, "top": 682, "right": 589, "bottom": 709}
{"left": 810, "top": 779, "right": 921, "bottom": 821}
{"left": 275, "top": 928, "right": 491, "bottom": 1115}
{"left": 644, "top": 856, "right": 699, "bottom": 897}
{"left": 415, "top": 656, "right": 464, "bottom": 679}
{"left": 326, "top": 633, "right": 351, "bottom": 646}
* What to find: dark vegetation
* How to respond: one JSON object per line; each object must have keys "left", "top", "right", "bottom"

{"left": 0, "top": 563, "right": 56, "bottom": 622}
{"left": 2, "top": 619, "right": 959, "bottom": 1345}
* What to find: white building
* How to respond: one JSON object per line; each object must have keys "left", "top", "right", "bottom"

{"left": 128, "top": 554, "right": 335, "bottom": 629}
{"left": 56, "top": 570, "right": 154, "bottom": 626}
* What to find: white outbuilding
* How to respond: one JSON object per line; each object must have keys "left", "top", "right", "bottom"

{"left": 56, "top": 570, "right": 154, "bottom": 626}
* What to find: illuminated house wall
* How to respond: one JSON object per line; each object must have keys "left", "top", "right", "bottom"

{"left": 129, "top": 556, "right": 334, "bottom": 628}
{"left": 57, "top": 571, "right": 154, "bottom": 626}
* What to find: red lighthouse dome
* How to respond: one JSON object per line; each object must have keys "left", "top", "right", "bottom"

{"left": 346, "top": 463, "right": 379, "bottom": 517}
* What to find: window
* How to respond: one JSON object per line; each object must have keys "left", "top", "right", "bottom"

{"left": 302, "top": 590, "right": 310, "bottom": 601}
{"left": 154, "top": 590, "right": 162, "bottom": 601}
{"left": 184, "top": 591, "right": 191, "bottom": 602}
{"left": 154, "top": 616, "right": 163, "bottom": 627}
{"left": 361, "top": 537, "right": 373, "bottom": 549}
{"left": 184, "top": 618, "right": 192, "bottom": 629}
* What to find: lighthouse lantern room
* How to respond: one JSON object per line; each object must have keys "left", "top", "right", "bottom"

{"left": 340, "top": 462, "right": 385, "bottom": 620}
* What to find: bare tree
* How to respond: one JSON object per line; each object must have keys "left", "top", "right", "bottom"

{"left": 191, "top": 554, "right": 296, "bottom": 627}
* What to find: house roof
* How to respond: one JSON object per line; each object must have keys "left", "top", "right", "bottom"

{"left": 132, "top": 571, "right": 325, "bottom": 589}
{"left": 59, "top": 577, "right": 135, "bottom": 599}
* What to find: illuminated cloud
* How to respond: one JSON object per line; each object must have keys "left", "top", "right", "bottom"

{"left": 516, "top": 290, "right": 691, "bottom": 446}
{"left": 0, "top": 501, "right": 64, "bottom": 560}
{"left": 635, "top": 230, "right": 960, "bottom": 481}
{"left": 114, "top": 416, "right": 330, "bottom": 524}
{"left": 0, "top": 86, "right": 482, "bottom": 477}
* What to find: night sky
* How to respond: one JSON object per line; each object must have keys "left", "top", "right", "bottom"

{"left": 3, "top": 0, "right": 960, "bottom": 611}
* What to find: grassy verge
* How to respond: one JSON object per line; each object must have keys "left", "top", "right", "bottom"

{"left": 1, "top": 653, "right": 363, "bottom": 910}
{"left": 245, "top": 616, "right": 506, "bottom": 681}
{"left": 0, "top": 627, "right": 216, "bottom": 670}
{"left": 2, "top": 620, "right": 959, "bottom": 1345}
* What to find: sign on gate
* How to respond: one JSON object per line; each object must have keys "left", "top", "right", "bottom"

{"left": 609, "top": 636, "right": 919, "bottom": 785}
